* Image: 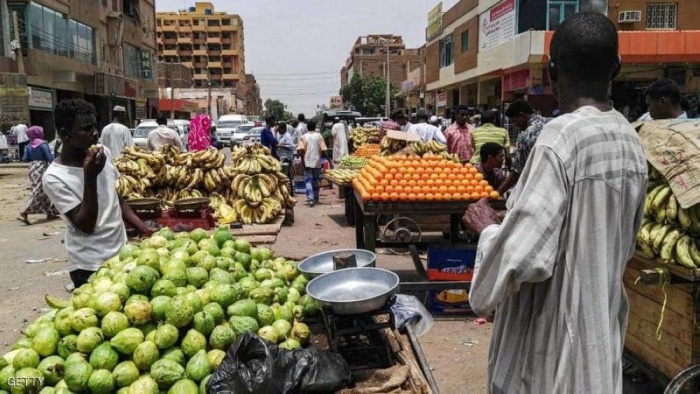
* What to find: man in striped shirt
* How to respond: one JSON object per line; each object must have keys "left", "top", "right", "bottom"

{"left": 444, "top": 105, "right": 474, "bottom": 163}
{"left": 463, "top": 12, "right": 647, "bottom": 393}
{"left": 469, "top": 110, "right": 510, "bottom": 164}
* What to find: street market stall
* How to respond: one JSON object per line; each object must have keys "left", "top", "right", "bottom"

{"left": 626, "top": 120, "right": 700, "bottom": 391}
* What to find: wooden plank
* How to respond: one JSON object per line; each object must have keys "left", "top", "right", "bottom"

{"left": 625, "top": 307, "right": 692, "bottom": 368}
{"left": 624, "top": 263, "right": 694, "bottom": 317}
{"left": 626, "top": 332, "right": 686, "bottom": 380}
{"left": 626, "top": 289, "right": 693, "bottom": 346}
{"left": 246, "top": 235, "right": 277, "bottom": 245}
{"left": 632, "top": 252, "right": 700, "bottom": 282}
{"left": 230, "top": 215, "right": 284, "bottom": 237}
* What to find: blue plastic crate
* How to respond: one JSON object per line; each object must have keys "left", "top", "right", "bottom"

{"left": 426, "top": 244, "right": 477, "bottom": 281}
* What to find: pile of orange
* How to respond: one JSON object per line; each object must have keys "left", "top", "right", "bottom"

{"left": 354, "top": 144, "right": 380, "bottom": 157}
{"left": 352, "top": 154, "right": 500, "bottom": 203}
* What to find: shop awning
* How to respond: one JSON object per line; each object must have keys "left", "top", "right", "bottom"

{"left": 544, "top": 30, "right": 700, "bottom": 63}
{"left": 159, "top": 98, "right": 199, "bottom": 113}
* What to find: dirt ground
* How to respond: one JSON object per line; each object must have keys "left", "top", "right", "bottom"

{"left": 0, "top": 164, "right": 665, "bottom": 393}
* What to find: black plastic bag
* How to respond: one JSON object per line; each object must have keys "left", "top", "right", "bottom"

{"left": 207, "top": 333, "right": 352, "bottom": 394}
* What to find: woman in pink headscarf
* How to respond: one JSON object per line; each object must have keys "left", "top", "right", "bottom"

{"left": 18, "top": 126, "right": 59, "bottom": 224}
{"left": 188, "top": 109, "right": 212, "bottom": 151}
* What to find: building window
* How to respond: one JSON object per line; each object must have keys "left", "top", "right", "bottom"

{"left": 124, "top": 43, "right": 141, "bottom": 78}
{"left": 439, "top": 34, "right": 453, "bottom": 68}
{"left": 460, "top": 30, "right": 469, "bottom": 53}
{"left": 547, "top": 0, "right": 579, "bottom": 30}
{"left": 28, "top": 4, "right": 94, "bottom": 64}
{"left": 646, "top": 3, "right": 677, "bottom": 29}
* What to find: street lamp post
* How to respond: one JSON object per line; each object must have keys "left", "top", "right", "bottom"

{"left": 385, "top": 42, "right": 390, "bottom": 118}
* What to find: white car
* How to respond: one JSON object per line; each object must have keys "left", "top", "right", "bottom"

{"left": 216, "top": 114, "right": 249, "bottom": 146}
{"left": 244, "top": 127, "right": 263, "bottom": 146}
{"left": 133, "top": 121, "right": 158, "bottom": 150}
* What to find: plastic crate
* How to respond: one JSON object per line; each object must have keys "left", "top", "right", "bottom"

{"left": 426, "top": 244, "right": 476, "bottom": 281}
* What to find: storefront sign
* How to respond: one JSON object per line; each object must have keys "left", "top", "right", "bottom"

{"left": 437, "top": 91, "right": 447, "bottom": 107}
{"left": 503, "top": 69, "right": 530, "bottom": 92}
{"left": 28, "top": 87, "right": 54, "bottom": 110}
{"left": 426, "top": 3, "right": 443, "bottom": 41}
{"left": 0, "top": 73, "right": 29, "bottom": 125}
{"left": 141, "top": 50, "right": 153, "bottom": 80}
{"left": 135, "top": 97, "right": 147, "bottom": 119}
{"left": 479, "top": 0, "right": 516, "bottom": 52}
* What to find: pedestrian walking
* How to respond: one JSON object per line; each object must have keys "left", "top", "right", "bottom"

{"left": 298, "top": 120, "right": 327, "bottom": 207}
{"left": 188, "top": 108, "right": 212, "bottom": 152}
{"left": 463, "top": 13, "right": 647, "bottom": 392}
{"left": 17, "top": 126, "right": 59, "bottom": 224}
{"left": 444, "top": 105, "right": 475, "bottom": 163}
{"left": 43, "top": 99, "right": 154, "bottom": 288}
{"left": 12, "top": 121, "right": 28, "bottom": 159}
{"left": 99, "top": 105, "right": 133, "bottom": 157}
{"left": 331, "top": 117, "right": 348, "bottom": 166}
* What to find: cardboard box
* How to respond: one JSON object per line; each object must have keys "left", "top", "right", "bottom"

{"left": 427, "top": 289, "right": 472, "bottom": 315}
{"left": 426, "top": 244, "right": 476, "bottom": 281}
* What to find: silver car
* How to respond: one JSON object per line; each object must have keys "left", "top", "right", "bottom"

{"left": 244, "top": 127, "right": 263, "bottom": 146}
{"left": 133, "top": 121, "right": 158, "bottom": 149}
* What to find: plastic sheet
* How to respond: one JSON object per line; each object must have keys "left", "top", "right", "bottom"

{"left": 390, "top": 294, "right": 435, "bottom": 337}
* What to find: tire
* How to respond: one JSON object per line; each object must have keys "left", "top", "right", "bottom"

{"left": 665, "top": 365, "right": 700, "bottom": 394}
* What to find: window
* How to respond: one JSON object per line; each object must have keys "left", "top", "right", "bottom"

{"left": 124, "top": 43, "right": 141, "bottom": 78}
{"left": 460, "top": 30, "right": 469, "bottom": 53}
{"left": 27, "top": 4, "right": 93, "bottom": 63}
{"left": 439, "top": 34, "right": 453, "bottom": 68}
{"left": 547, "top": 0, "right": 578, "bottom": 30}
{"left": 646, "top": 3, "right": 677, "bottom": 29}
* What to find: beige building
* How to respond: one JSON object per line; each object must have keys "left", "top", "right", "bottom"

{"left": 0, "top": 0, "right": 159, "bottom": 137}
{"left": 156, "top": 2, "right": 245, "bottom": 89}
{"left": 340, "top": 35, "right": 421, "bottom": 88}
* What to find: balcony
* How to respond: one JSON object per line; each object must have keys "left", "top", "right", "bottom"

{"left": 207, "top": 37, "right": 221, "bottom": 44}
{"left": 194, "top": 61, "right": 207, "bottom": 68}
{"left": 192, "top": 24, "right": 206, "bottom": 32}
{"left": 161, "top": 24, "right": 178, "bottom": 32}
{"left": 162, "top": 49, "right": 178, "bottom": 56}
{"left": 177, "top": 36, "right": 192, "bottom": 44}
{"left": 223, "top": 73, "right": 239, "bottom": 80}
{"left": 208, "top": 50, "right": 221, "bottom": 57}
{"left": 221, "top": 48, "right": 237, "bottom": 56}
{"left": 193, "top": 38, "right": 206, "bottom": 45}
{"left": 178, "top": 50, "right": 193, "bottom": 56}
{"left": 207, "top": 25, "right": 221, "bottom": 32}
{"left": 194, "top": 73, "right": 208, "bottom": 80}
{"left": 208, "top": 61, "right": 222, "bottom": 68}
{"left": 163, "top": 38, "right": 176, "bottom": 45}
{"left": 221, "top": 24, "right": 237, "bottom": 32}
{"left": 193, "top": 49, "right": 207, "bottom": 56}
{"left": 222, "top": 62, "right": 233, "bottom": 69}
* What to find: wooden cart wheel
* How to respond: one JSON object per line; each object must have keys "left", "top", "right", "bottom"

{"left": 665, "top": 364, "right": 700, "bottom": 394}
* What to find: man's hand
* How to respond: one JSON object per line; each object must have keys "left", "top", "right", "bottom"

{"left": 84, "top": 146, "right": 106, "bottom": 179}
{"left": 463, "top": 198, "right": 499, "bottom": 235}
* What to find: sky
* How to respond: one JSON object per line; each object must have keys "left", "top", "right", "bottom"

{"left": 156, "top": 0, "right": 459, "bottom": 116}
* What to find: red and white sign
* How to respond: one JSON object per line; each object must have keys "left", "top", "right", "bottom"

{"left": 503, "top": 69, "right": 530, "bottom": 92}
{"left": 479, "top": 0, "right": 516, "bottom": 52}
{"left": 436, "top": 91, "right": 447, "bottom": 107}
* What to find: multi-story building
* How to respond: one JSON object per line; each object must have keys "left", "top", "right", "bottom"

{"left": 243, "top": 74, "right": 261, "bottom": 116}
{"left": 156, "top": 2, "right": 244, "bottom": 90}
{"left": 0, "top": 0, "right": 159, "bottom": 138}
{"left": 424, "top": 0, "right": 700, "bottom": 119}
{"left": 340, "top": 35, "right": 421, "bottom": 89}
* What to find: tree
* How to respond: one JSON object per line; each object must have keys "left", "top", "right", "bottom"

{"left": 263, "top": 99, "right": 288, "bottom": 120}
{"left": 340, "top": 73, "right": 398, "bottom": 116}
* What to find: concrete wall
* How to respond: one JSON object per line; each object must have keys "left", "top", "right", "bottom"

{"left": 612, "top": 0, "right": 700, "bottom": 31}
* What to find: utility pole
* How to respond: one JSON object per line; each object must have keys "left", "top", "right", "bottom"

{"left": 385, "top": 42, "right": 390, "bottom": 118}
{"left": 12, "top": 11, "right": 24, "bottom": 74}
{"left": 168, "top": 63, "right": 175, "bottom": 118}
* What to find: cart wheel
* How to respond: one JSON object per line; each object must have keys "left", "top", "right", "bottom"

{"left": 380, "top": 216, "right": 421, "bottom": 255}
{"left": 665, "top": 364, "right": 700, "bottom": 394}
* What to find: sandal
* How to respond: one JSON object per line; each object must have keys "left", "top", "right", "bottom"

{"left": 16, "top": 214, "right": 30, "bottom": 225}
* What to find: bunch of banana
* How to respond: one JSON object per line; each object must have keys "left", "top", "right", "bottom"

{"left": 233, "top": 197, "right": 282, "bottom": 224}
{"left": 441, "top": 152, "right": 461, "bottom": 163}
{"left": 177, "top": 189, "right": 206, "bottom": 200}
{"left": 410, "top": 140, "right": 447, "bottom": 155}
{"left": 114, "top": 159, "right": 141, "bottom": 175}
{"left": 115, "top": 175, "right": 150, "bottom": 197}
{"left": 203, "top": 168, "right": 230, "bottom": 192}
{"left": 193, "top": 148, "right": 226, "bottom": 169}
{"left": 349, "top": 126, "right": 380, "bottom": 147}
{"left": 122, "top": 146, "right": 165, "bottom": 168}
{"left": 232, "top": 143, "right": 271, "bottom": 162}
{"left": 324, "top": 168, "right": 360, "bottom": 184}
{"left": 233, "top": 154, "right": 281, "bottom": 174}
{"left": 379, "top": 137, "right": 406, "bottom": 156}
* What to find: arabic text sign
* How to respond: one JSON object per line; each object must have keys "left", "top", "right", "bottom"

{"left": 479, "top": 0, "right": 516, "bottom": 52}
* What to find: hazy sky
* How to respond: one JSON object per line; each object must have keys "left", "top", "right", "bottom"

{"left": 157, "top": 0, "right": 459, "bottom": 115}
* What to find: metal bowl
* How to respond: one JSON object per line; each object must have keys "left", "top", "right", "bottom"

{"left": 298, "top": 249, "right": 376, "bottom": 278}
{"left": 306, "top": 267, "right": 399, "bottom": 315}
{"left": 174, "top": 197, "right": 211, "bottom": 211}
{"left": 125, "top": 198, "right": 161, "bottom": 210}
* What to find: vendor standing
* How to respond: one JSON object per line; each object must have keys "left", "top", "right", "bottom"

{"left": 43, "top": 99, "right": 154, "bottom": 288}
{"left": 331, "top": 117, "right": 348, "bottom": 166}
{"left": 463, "top": 13, "right": 647, "bottom": 392}
{"left": 474, "top": 142, "right": 506, "bottom": 190}
{"left": 261, "top": 116, "right": 279, "bottom": 160}
{"left": 444, "top": 105, "right": 474, "bottom": 163}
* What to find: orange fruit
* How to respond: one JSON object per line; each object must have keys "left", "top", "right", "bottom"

{"left": 465, "top": 163, "right": 474, "bottom": 169}
{"left": 394, "top": 185, "right": 404, "bottom": 193}
{"left": 470, "top": 192, "right": 481, "bottom": 200}
{"left": 384, "top": 174, "right": 394, "bottom": 182}
{"left": 380, "top": 192, "right": 390, "bottom": 202}
{"left": 399, "top": 192, "right": 408, "bottom": 200}
{"left": 468, "top": 167, "right": 478, "bottom": 174}
{"left": 465, "top": 186, "right": 475, "bottom": 193}
{"left": 389, "top": 192, "right": 399, "bottom": 201}
{"left": 390, "top": 180, "right": 399, "bottom": 187}
{"left": 475, "top": 173, "right": 484, "bottom": 181}
{"left": 433, "top": 193, "right": 444, "bottom": 201}
{"left": 475, "top": 186, "right": 484, "bottom": 193}
{"left": 389, "top": 168, "right": 398, "bottom": 175}
{"left": 408, "top": 179, "right": 417, "bottom": 187}
{"left": 490, "top": 191, "right": 500, "bottom": 199}
{"left": 465, "top": 173, "right": 474, "bottom": 180}
{"left": 438, "top": 173, "right": 448, "bottom": 180}
{"left": 371, "top": 192, "right": 381, "bottom": 201}
{"left": 412, "top": 174, "right": 420, "bottom": 181}
{"left": 399, "top": 179, "right": 408, "bottom": 187}
{"left": 425, "top": 193, "right": 434, "bottom": 201}
{"left": 407, "top": 193, "right": 417, "bottom": 201}
{"left": 375, "top": 185, "right": 385, "bottom": 193}
{"left": 361, "top": 192, "right": 371, "bottom": 201}
{"left": 457, "top": 185, "right": 467, "bottom": 193}
{"left": 443, "top": 179, "right": 453, "bottom": 187}
{"left": 395, "top": 173, "right": 404, "bottom": 180}
{"left": 380, "top": 179, "right": 389, "bottom": 187}
{"left": 385, "top": 185, "right": 394, "bottom": 194}
{"left": 416, "top": 192, "right": 426, "bottom": 200}
{"left": 459, "top": 167, "right": 469, "bottom": 174}
{"left": 366, "top": 185, "right": 375, "bottom": 194}
{"left": 485, "top": 185, "right": 494, "bottom": 193}
{"left": 448, "top": 185, "right": 457, "bottom": 193}
{"left": 416, "top": 180, "right": 426, "bottom": 187}
{"left": 480, "top": 191, "right": 490, "bottom": 199}
{"left": 426, "top": 179, "right": 435, "bottom": 186}
{"left": 479, "top": 180, "right": 489, "bottom": 186}
{"left": 438, "top": 185, "right": 448, "bottom": 193}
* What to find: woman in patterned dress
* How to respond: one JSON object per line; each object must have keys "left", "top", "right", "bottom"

{"left": 18, "top": 126, "right": 59, "bottom": 224}
{"left": 188, "top": 109, "right": 212, "bottom": 151}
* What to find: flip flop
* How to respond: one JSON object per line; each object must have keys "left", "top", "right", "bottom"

{"left": 16, "top": 216, "right": 30, "bottom": 225}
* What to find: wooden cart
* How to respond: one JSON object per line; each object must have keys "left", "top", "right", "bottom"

{"left": 624, "top": 252, "right": 700, "bottom": 389}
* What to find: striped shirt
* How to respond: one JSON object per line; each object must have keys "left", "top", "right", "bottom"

{"left": 471, "top": 106, "right": 647, "bottom": 393}
{"left": 444, "top": 123, "right": 475, "bottom": 162}
{"left": 470, "top": 123, "right": 510, "bottom": 163}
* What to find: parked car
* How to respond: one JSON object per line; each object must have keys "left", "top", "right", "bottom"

{"left": 133, "top": 121, "right": 158, "bottom": 149}
{"left": 216, "top": 114, "right": 249, "bottom": 146}
{"left": 244, "top": 127, "right": 263, "bottom": 146}
{"left": 231, "top": 123, "right": 256, "bottom": 146}
{"left": 170, "top": 119, "right": 190, "bottom": 151}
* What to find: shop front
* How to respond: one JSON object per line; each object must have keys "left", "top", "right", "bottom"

{"left": 28, "top": 86, "right": 55, "bottom": 140}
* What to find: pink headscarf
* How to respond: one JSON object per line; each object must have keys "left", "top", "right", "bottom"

{"left": 188, "top": 113, "right": 212, "bottom": 151}
{"left": 27, "top": 126, "right": 46, "bottom": 149}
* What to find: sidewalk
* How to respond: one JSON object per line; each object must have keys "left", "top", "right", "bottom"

{"left": 0, "top": 162, "right": 29, "bottom": 169}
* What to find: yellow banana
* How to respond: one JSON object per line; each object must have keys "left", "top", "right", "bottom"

{"left": 675, "top": 236, "right": 696, "bottom": 268}
{"left": 660, "top": 229, "right": 682, "bottom": 263}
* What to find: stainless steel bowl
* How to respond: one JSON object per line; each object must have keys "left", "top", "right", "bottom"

{"left": 298, "top": 249, "right": 376, "bottom": 278}
{"left": 306, "top": 267, "right": 399, "bottom": 315}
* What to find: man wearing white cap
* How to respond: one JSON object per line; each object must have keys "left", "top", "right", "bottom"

{"left": 100, "top": 105, "right": 133, "bottom": 157}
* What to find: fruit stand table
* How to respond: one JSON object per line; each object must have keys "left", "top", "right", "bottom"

{"left": 623, "top": 252, "right": 700, "bottom": 390}
{"left": 353, "top": 190, "right": 469, "bottom": 252}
